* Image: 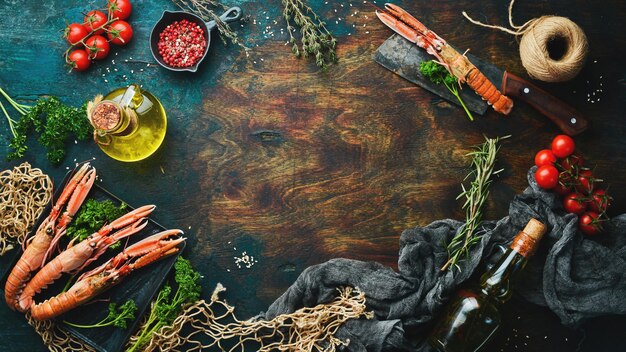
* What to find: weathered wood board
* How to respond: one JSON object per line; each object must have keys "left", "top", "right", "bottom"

{"left": 0, "top": 0, "right": 625, "bottom": 351}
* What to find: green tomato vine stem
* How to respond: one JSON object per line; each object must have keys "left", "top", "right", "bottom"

{"left": 63, "top": 16, "right": 120, "bottom": 64}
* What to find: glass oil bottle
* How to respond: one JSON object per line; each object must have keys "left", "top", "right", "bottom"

{"left": 88, "top": 84, "right": 167, "bottom": 162}
{"left": 428, "top": 218, "right": 547, "bottom": 352}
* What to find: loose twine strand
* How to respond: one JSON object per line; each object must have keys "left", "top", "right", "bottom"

{"left": 462, "top": 0, "right": 588, "bottom": 82}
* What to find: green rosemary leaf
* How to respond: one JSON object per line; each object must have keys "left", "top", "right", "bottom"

{"left": 441, "top": 135, "right": 509, "bottom": 272}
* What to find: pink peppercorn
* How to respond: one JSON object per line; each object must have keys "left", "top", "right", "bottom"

{"left": 157, "top": 19, "right": 207, "bottom": 68}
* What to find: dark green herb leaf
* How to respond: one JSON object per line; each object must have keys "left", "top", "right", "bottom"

{"left": 419, "top": 60, "right": 474, "bottom": 121}
{"left": 66, "top": 199, "right": 127, "bottom": 243}
{"left": 7, "top": 97, "right": 92, "bottom": 164}
{"left": 64, "top": 299, "right": 137, "bottom": 329}
{"left": 127, "top": 257, "right": 202, "bottom": 352}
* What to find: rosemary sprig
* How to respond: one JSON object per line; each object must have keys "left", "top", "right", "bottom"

{"left": 441, "top": 136, "right": 509, "bottom": 272}
{"left": 282, "top": 0, "right": 337, "bottom": 69}
{"left": 172, "top": 0, "right": 249, "bottom": 52}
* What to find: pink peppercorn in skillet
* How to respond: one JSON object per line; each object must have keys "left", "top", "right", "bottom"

{"left": 157, "top": 19, "right": 207, "bottom": 68}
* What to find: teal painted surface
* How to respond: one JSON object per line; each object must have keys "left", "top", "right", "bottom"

{"left": 0, "top": 1, "right": 262, "bottom": 350}
{"left": 0, "top": 0, "right": 625, "bottom": 351}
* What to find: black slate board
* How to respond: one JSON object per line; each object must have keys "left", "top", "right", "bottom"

{"left": 1, "top": 170, "right": 184, "bottom": 352}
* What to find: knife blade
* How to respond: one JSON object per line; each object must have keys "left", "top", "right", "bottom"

{"left": 375, "top": 34, "right": 589, "bottom": 136}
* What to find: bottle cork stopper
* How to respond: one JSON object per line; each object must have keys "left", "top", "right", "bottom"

{"left": 522, "top": 218, "right": 547, "bottom": 241}
{"left": 92, "top": 102, "right": 122, "bottom": 131}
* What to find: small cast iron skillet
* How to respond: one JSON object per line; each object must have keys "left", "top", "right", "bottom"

{"left": 150, "top": 7, "right": 242, "bottom": 72}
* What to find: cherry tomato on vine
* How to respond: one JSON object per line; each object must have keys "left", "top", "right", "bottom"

{"left": 535, "top": 149, "right": 556, "bottom": 167}
{"left": 107, "top": 20, "right": 133, "bottom": 45}
{"left": 108, "top": 0, "right": 132, "bottom": 20}
{"left": 85, "top": 35, "right": 110, "bottom": 60}
{"left": 65, "top": 23, "right": 89, "bottom": 45}
{"left": 84, "top": 10, "right": 107, "bottom": 35}
{"left": 68, "top": 49, "right": 91, "bottom": 71}
{"left": 554, "top": 182, "right": 571, "bottom": 196}
{"left": 579, "top": 211, "right": 601, "bottom": 236}
{"left": 576, "top": 169, "right": 595, "bottom": 195}
{"left": 562, "top": 192, "right": 587, "bottom": 215}
{"left": 560, "top": 153, "right": 584, "bottom": 172}
{"left": 553, "top": 171, "right": 574, "bottom": 195}
{"left": 551, "top": 135, "right": 576, "bottom": 158}
{"left": 535, "top": 165, "right": 559, "bottom": 189}
{"left": 588, "top": 189, "right": 611, "bottom": 213}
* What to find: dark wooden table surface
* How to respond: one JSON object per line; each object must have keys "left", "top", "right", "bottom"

{"left": 0, "top": 0, "right": 625, "bottom": 351}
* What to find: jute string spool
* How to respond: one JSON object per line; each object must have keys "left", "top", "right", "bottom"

{"left": 463, "top": 0, "right": 588, "bottom": 82}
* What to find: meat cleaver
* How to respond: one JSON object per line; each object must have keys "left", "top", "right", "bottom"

{"left": 374, "top": 34, "right": 589, "bottom": 136}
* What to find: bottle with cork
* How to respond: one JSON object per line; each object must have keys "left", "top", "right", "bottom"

{"left": 87, "top": 84, "right": 167, "bottom": 162}
{"left": 428, "top": 218, "right": 547, "bottom": 352}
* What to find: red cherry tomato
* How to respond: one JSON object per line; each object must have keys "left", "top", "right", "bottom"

{"left": 562, "top": 192, "right": 587, "bottom": 215}
{"left": 576, "top": 169, "right": 594, "bottom": 195}
{"left": 85, "top": 35, "right": 110, "bottom": 60}
{"left": 107, "top": 20, "right": 133, "bottom": 45}
{"left": 84, "top": 10, "right": 107, "bottom": 35}
{"left": 535, "top": 165, "right": 559, "bottom": 189}
{"left": 65, "top": 23, "right": 89, "bottom": 45}
{"left": 68, "top": 49, "right": 91, "bottom": 71}
{"left": 579, "top": 211, "right": 601, "bottom": 236}
{"left": 588, "top": 189, "right": 611, "bottom": 213}
{"left": 535, "top": 149, "right": 556, "bottom": 167}
{"left": 560, "top": 153, "right": 584, "bottom": 172}
{"left": 554, "top": 182, "right": 571, "bottom": 196}
{"left": 553, "top": 171, "right": 574, "bottom": 195}
{"left": 108, "top": 0, "right": 132, "bottom": 20}
{"left": 551, "top": 135, "right": 576, "bottom": 158}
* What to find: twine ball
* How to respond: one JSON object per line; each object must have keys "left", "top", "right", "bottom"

{"left": 518, "top": 16, "right": 589, "bottom": 82}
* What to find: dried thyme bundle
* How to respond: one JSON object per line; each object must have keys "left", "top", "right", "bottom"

{"left": 441, "top": 136, "right": 508, "bottom": 272}
{"left": 172, "top": 0, "right": 248, "bottom": 52}
{"left": 282, "top": 0, "right": 337, "bottom": 68}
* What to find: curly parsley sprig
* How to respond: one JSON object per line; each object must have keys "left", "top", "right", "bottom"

{"left": 419, "top": 60, "right": 474, "bottom": 121}
{"left": 66, "top": 199, "right": 128, "bottom": 249}
{"left": 64, "top": 300, "right": 138, "bottom": 329}
{"left": 1, "top": 87, "right": 92, "bottom": 164}
{"left": 127, "top": 256, "right": 202, "bottom": 352}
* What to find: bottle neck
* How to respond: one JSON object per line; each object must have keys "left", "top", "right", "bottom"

{"left": 479, "top": 229, "right": 540, "bottom": 302}
{"left": 91, "top": 101, "right": 138, "bottom": 143}
{"left": 479, "top": 249, "right": 527, "bottom": 302}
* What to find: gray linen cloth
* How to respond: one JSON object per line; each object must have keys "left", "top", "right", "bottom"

{"left": 264, "top": 168, "right": 626, "bottom": 351}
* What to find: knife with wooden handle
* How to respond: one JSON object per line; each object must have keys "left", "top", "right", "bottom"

{"left": 374, "top": 34, "right": 590, "bottom": 136}
{"left": 502, "top": 71, "right": 589, "bottom": 135}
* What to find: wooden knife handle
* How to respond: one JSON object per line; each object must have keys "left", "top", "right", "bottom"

{"left": 502, "top": 71, "right": 589, "bottom": 136}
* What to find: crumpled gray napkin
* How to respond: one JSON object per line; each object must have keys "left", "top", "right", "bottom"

{"left": 264, "top": 168, "right": 626, "bottom": 351}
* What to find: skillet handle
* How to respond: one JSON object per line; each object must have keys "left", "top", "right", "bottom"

{"left": 206, "top": 7, "right": 243, "bottom": 31}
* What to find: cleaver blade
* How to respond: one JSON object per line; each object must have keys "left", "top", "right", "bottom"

{"left": 374, "top": 34, "right": 504, "bottom": 116}
{"left": 374, "top": 34, "right": 590, "bottom": 136}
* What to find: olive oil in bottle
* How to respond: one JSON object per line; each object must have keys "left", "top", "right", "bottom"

{"left": 89, "top": 84, "right": 167, "bottom": 162}
{"left": 428, "top": 218, "right": 547, "bottom": 352}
